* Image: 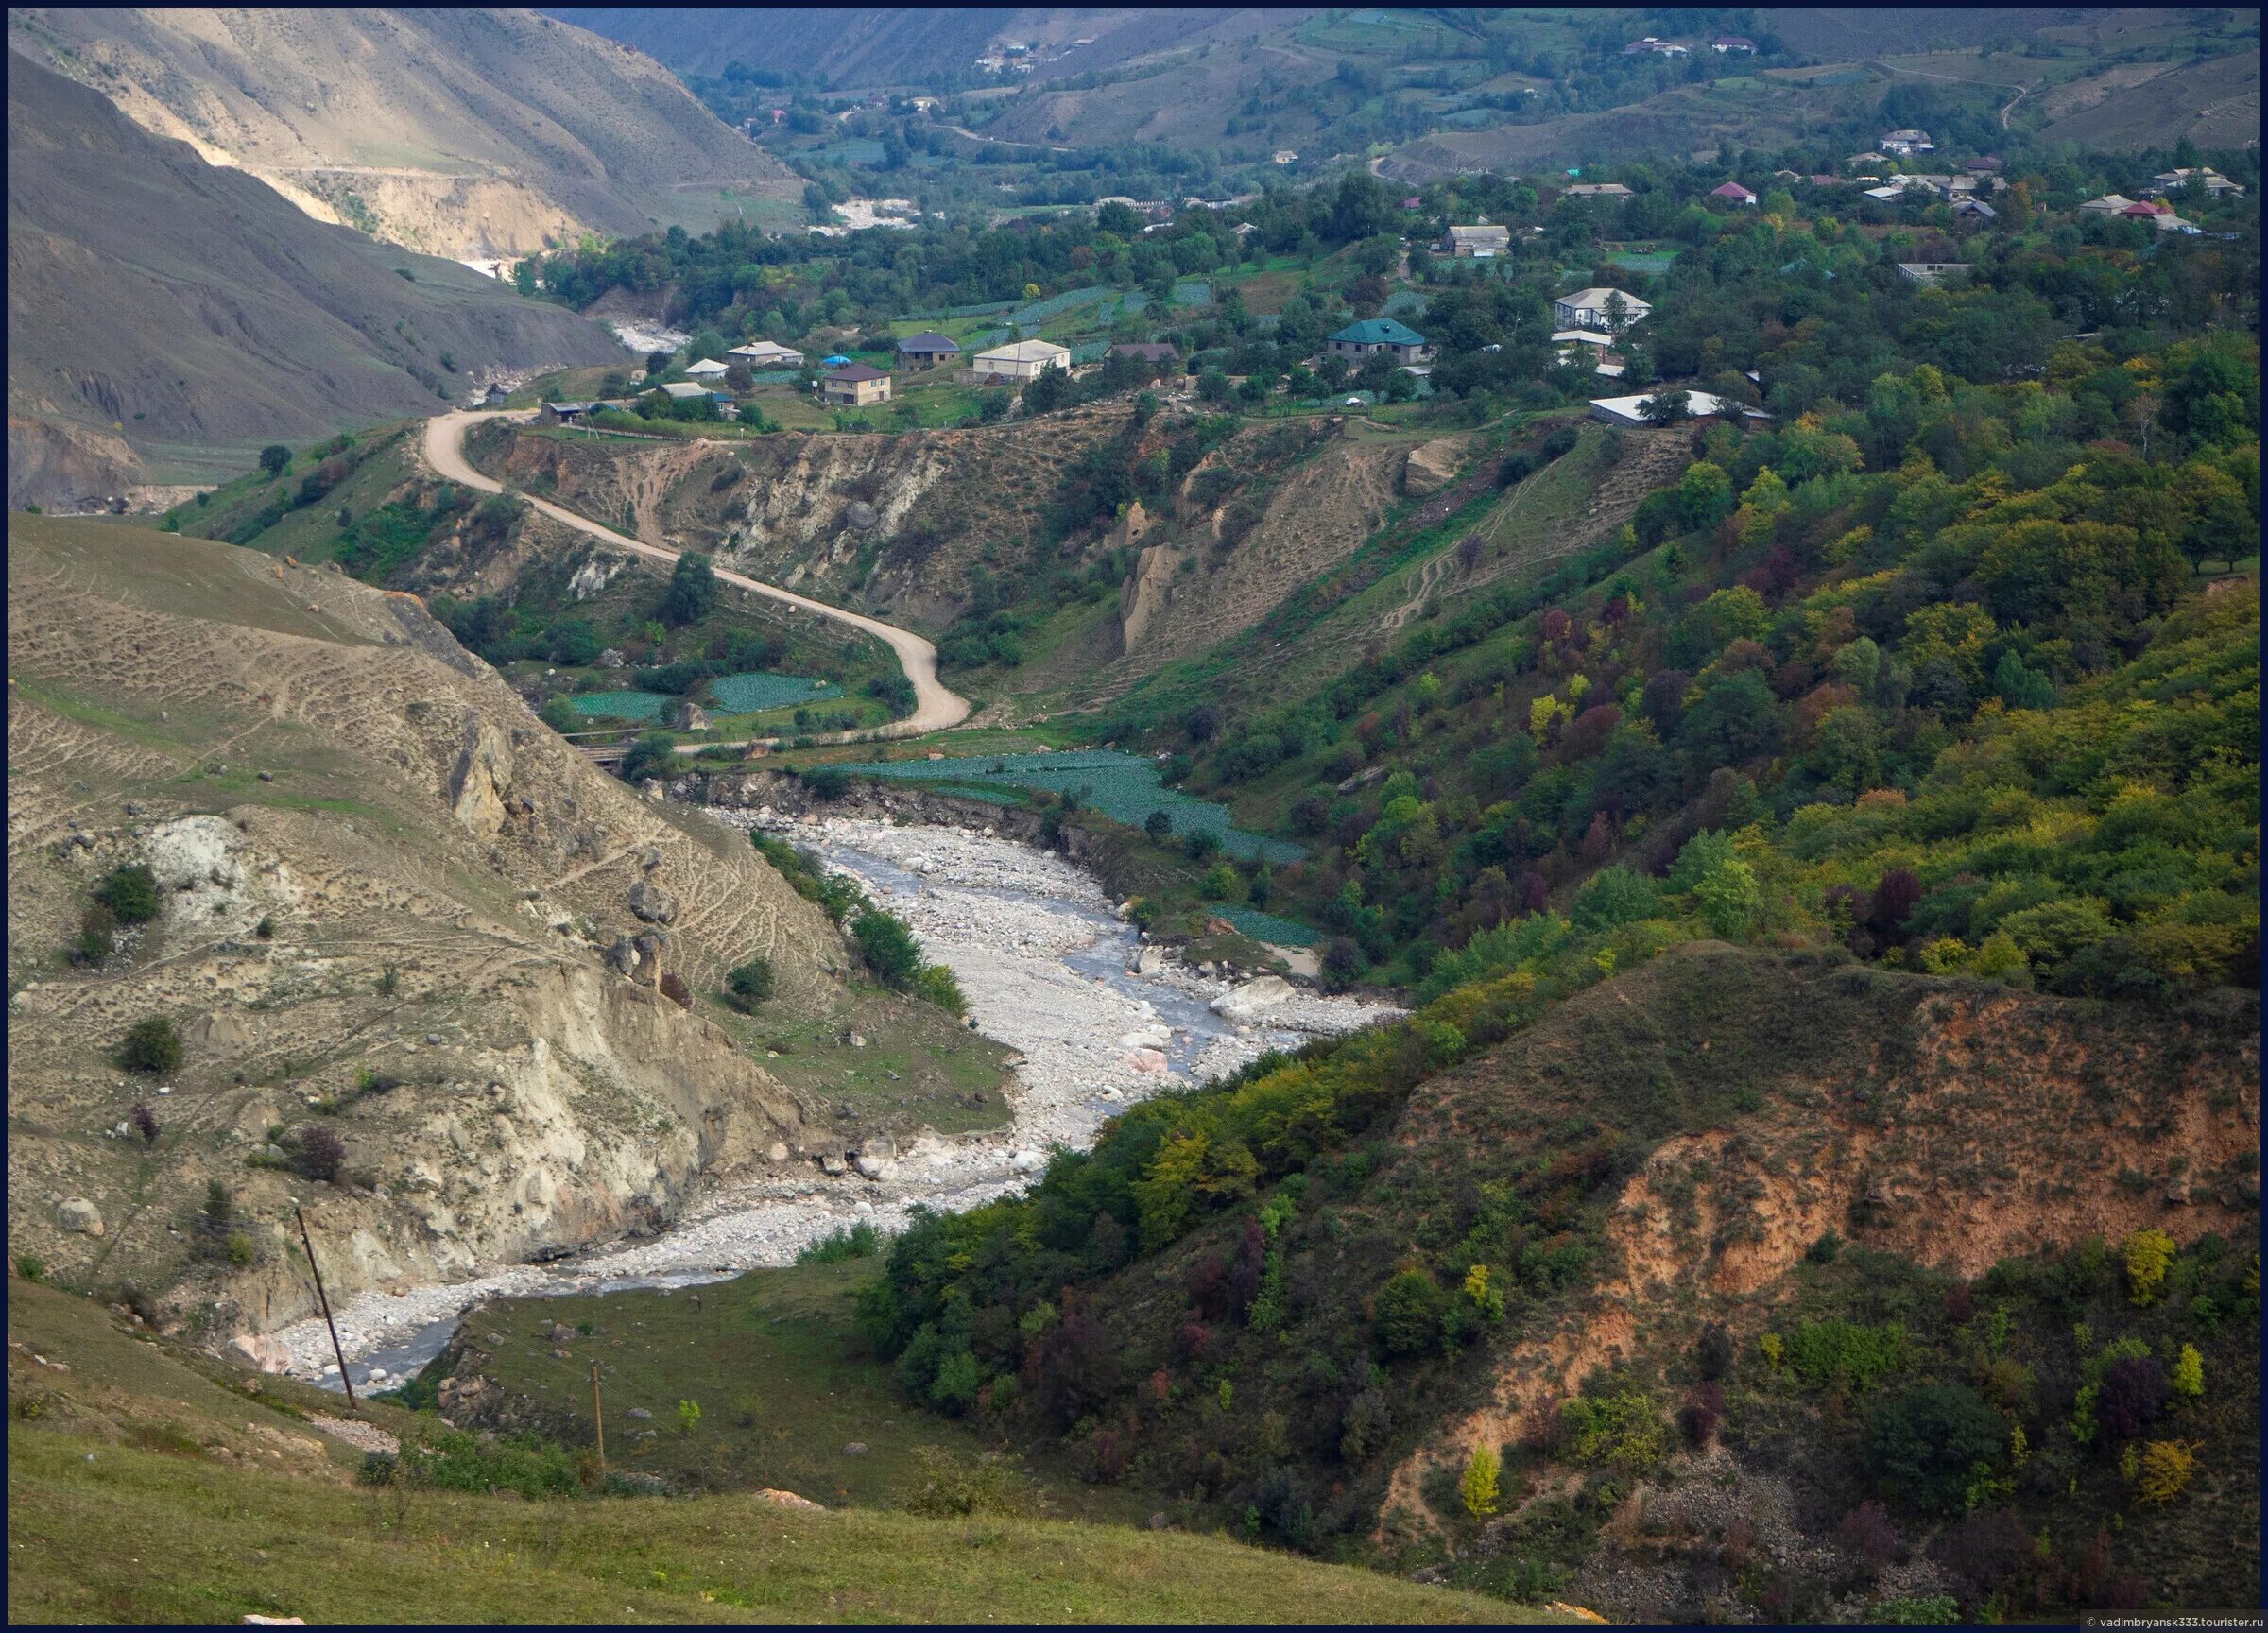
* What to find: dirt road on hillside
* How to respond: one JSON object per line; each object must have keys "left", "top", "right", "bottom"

{"left": 422, "top": 411, "right": 969, "bottom": 738}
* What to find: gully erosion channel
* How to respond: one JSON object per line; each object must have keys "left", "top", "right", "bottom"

{"left": 274, "top": 810, "right": 1400, "bottom": 1393}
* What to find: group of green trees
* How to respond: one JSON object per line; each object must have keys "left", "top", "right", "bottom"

{"left": 1156, "top": 183, "right": 2259, "bottom": 997}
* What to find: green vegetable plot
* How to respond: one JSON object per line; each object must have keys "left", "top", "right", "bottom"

{"left": 567, "top": 690, "right": 673, "bottom": 720}
{"left": 709, "top": 672, "right": 841, "bottom": 712}
{"left": 830, "top": 750, "right": 1305, "bottom": 863}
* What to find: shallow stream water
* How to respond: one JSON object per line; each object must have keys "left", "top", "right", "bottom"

{"left": 278, "top": 815, "right": 1398, "bottom": 1393}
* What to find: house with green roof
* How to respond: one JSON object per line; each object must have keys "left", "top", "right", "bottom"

{"left": 1327, "top": 318, "right": 1433, "bottom": 367}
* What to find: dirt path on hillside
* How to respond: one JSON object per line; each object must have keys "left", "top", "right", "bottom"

{"left": 421, "top": 411, "right": 970, "bottom": 740}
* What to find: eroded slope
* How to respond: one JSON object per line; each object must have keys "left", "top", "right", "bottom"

{"left": 4, "top": 519, "right": 886, "bottom": 1346}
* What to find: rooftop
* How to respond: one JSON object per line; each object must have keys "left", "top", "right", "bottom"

{"left": 1555, "top": 287, "right": 1650, "bottom": 311}
{"left": 972, "top": 338, "right": 1072, "bottom": 362}
{"left": 1330, "top": 318, "right": 1428, "bottom": 346}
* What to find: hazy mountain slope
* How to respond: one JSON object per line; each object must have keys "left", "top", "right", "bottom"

{"left": 2034, "top": 48, "right": 2262, "bottom": 151}
{"left": 2, "top": 517, "right": 873, "bottom": 1341}
{"left": 546, "top": 7, "right": 1314, "bottom": 87}
{"left": 1764, "top": 7, "right": 2087, "bottom": 59}
{"left": 5, "top": 56, "right": 620, "bottom": 506}
{"left": 4, "top": 7, "right": 802, "bottom": 257}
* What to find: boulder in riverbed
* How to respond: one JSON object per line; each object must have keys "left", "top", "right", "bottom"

{"left": 1211, "top": 975, "right": 1296, "bottom": 1022}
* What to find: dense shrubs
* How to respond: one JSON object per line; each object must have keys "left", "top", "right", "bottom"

{"left": 1372, "top": 1269, "right": 1446, "bottom": 1357}
{"left": 725, "top": 957, "right": 775, "bottom": 1012}
{"left": 1867, "top": 1382, "right": 2007, "bottom": 1516}
{"left": 116, "top": 1017, "right": 180, "bottom": 1074}
{"left": 95, "top": 864, "right": 159, "bottom": 923}
{"left": 293, "top": 1126, "right": 347, "bottom": 1183}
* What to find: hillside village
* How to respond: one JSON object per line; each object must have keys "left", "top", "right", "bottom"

{"left": 488, "top": 137, "right": 2254, "bottom": 453}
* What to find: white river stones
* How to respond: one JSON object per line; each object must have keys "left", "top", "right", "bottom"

{"left": 268, "top": 814, "right": 1399, "bottom": 1384}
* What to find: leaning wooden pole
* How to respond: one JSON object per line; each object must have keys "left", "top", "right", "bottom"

{"left": 294, "top": 1203, "right": 355, "bottom": 1408}
{"left": 590, "top": 1362, "right": 607, "bottom": 1481}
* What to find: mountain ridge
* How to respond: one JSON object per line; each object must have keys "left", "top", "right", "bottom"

{"left": 5, "top": 7, "right": 803, "bottom": 257}
{"left": 5, "top": 54, "right": 623, "bottom": 506}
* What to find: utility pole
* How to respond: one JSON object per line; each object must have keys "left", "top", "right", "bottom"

{"left": 293, "top": 1203, "right": 355, "bottom": 1408}
{"left": 590, "top": 1362, "right": 607, "bottom": 1481}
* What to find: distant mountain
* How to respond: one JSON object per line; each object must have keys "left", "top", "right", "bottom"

{"left": 6, "top": 57, "right": 622, "bottom": 507}
{"left": 4, "top": 7, "right": 804, "bottom": 258}
{"left": 544, "top": 7, "right": 1314, "bottom": 87}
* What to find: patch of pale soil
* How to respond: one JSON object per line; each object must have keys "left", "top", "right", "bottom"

{"left": 306, "top": 1413, "right": 399, "bottom": 1456}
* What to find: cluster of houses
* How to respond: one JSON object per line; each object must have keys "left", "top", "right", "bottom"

{"left": 1623, "top": 33, "right": 1755, "bottom": 56}
{"left": 2077, "top": 169, "right": 2242, "bottom": 235}
{"left": 532, "top": 147, "right": 2245, "bottom": 437}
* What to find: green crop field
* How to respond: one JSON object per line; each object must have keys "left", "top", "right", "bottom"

{"left": 568, "top": 689, "right": 673, "bottom": 721}
{"left": 830, "top": 751, "right": 1304, "bottom": 863}
{"left": 1214, "top": 903, "right": 1321, "bottom": 946}
{"left": 709, "top": 672, "right": 840, "bottom": 712}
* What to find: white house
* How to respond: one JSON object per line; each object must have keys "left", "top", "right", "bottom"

{"left": 729, "top": 340, "right": 805, "bottom": 369}
{"left": 683, "top": 358, "right": 729, "bottom": 379}
{"left": 970, "top": 338, "right": 1072, "bottom": 381}
{"left": 1896, "top": 263, "right": 1972, "bottom": 285}
{"left": 1552, "top": 286, "right": 1651, "bottom": 331}
{"left": 1441, "top": 223, "right": 1514, "bottom": 256}
{"left": 1881, "top": 129, "right": 1934, "bottom": 156}
{"left": 2151, "top": 167, "right": 2243, "bottom": 197}
{"left": 1589, "top": 389, "right": 1769, "bottom": 427}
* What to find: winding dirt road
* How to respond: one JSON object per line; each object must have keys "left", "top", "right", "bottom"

{"left": 422, "top": 411, "right": 969, "bottom": 740}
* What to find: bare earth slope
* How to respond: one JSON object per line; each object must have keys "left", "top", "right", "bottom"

{"left": 5, "top": 57, "right": 621, "bottom": 507}
{"left": 5, "top": 517, "right": 862, "bottom": 1350}
{"left": 5, "top": 7, "right": 802, "bottom": 257}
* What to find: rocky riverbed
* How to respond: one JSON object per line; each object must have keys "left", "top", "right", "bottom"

{"left": 270, "top": 815, "right": 1398, "bottom": 1390}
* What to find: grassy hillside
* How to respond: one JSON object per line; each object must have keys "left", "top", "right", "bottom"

{"left": 4, "top": 1279, "right": 1580, "bottom": 1625}
{"left": 4, "top": 57, "right": 621, "bottom": 506}
{"left": 4, "top": 516, "right": 982, "bottom": 1331}
{"left": 5, "top": 7, "right": 803, "bottom": 256}
{"left": 842, "top": 938, "right": 2259, "bottom": 1619}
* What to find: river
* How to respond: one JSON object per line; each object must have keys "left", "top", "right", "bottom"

{"left": 275, "top": 813, "right": 1399, "bottom": 1393}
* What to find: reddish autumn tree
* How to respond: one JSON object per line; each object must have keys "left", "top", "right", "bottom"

{"left": 1678, "top": 1380, "right": 1725, "bottom": 1447}
{"left": 1837, "top": 1501, "right": 1900, "bottom": 1576}
{"left": 1869, "top": 868, "right": 1923, "bottom": 934}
